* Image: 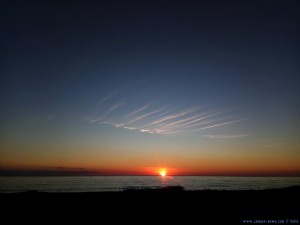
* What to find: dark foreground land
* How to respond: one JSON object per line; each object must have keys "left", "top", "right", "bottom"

{"left": 1, "top": 186, "right": 299, "bottom": 224}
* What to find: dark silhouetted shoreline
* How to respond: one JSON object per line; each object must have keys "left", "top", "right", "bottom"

{"left": 1, "top": 186, "right": 299, "bottom": 224}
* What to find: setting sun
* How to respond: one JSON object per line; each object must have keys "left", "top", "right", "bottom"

{"left": 160, "top": 169, "right": 166, "bottom": 177}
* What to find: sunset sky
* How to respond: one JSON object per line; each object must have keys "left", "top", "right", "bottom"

{"left": 1, "top": 1, "right": 300, "bottom": 176}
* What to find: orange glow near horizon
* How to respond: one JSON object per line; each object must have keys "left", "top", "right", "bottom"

{"left": 2, "top": 163, "right": 300, "bottom": 176}
{"left": 2, "top": 150, "right": 300, "bottom": 176}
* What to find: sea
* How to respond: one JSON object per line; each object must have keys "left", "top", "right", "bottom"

{"left": 1, "top": 176, "right": 300, "bottom": 193}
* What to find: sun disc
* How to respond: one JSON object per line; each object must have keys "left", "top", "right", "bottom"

{"left": 160, "top": 170, "right": 166, "bottom": 177}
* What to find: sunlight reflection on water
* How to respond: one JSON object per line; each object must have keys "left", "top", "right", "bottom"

{"left": 1, "top": 176, "right": 300, "bottom": 193}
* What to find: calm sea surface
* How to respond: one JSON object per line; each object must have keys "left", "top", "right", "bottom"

{"left": 1, "top": 176, "right": 300, "bottom": 193}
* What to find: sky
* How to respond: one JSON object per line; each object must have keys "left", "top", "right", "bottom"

{"left": 1, "top": 0, "right": 300, "bottom": 176}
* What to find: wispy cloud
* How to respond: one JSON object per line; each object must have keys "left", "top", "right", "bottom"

{"left": 108, "top": 102, "right": 123, "bottom": 113}
{"left": 202, "top": 134, "right": 249, "bottom": 139}
{"left": 190, "top": 118, "right": 246, "bottom": 132}
{"left": 88, "top": 102, "right": 123, "bottom": 124}
{"left": 121, "top": 108, "right": 165, "bottom": 126}
{"left": 125, "top": 104, "right": 150, "bottom": 118}
{"left": 97, "top": 91, "right": 119, "bottom": 105}
{"left": 87, "top": 93, "right": 246, "bottom": 137}
{"left": 146, "top": 108, "right": 196, "bottom": 127}
{"left": 160, "top": 113, "right": 204, "bottom": 128}
{"left": 158, "top": 111, "right": 221, "bottom": 130}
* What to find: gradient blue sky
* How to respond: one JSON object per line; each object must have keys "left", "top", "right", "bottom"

{"left": 1, "top": 0, "right": 299, "bottom": 175}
